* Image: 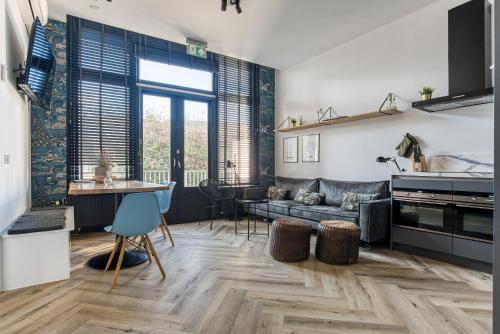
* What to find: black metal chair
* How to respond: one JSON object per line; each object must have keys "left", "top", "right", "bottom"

{"left": 198, "top": 179, "right": 237, "bottom": 230}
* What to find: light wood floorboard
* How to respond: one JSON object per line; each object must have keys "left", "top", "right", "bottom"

{"left": 0, "top": 220, "right": 492, "bottom": 333}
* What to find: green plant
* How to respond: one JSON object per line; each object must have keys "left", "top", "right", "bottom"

{"left": 419, "top": 86, "right": 435, "bottom": 95}
{"left": 290, "top": 117, "right": 297, "bottom": 124}
{"left": 96, "top": 149, "right": 112, "bottom": 168}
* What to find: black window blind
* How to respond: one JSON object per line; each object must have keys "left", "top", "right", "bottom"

{"left": 67, "top": 16, "right": 139, "bottom": 180}
{"left": 217, "top": 55, "right": 256, "bottom": 184}
{"left": 68, "top": 16, "right": 261, "bottom": 184}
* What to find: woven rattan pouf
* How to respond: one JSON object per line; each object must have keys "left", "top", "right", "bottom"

{"left": 270, "top": 218, "right": 312, "bottom": 262}
{"left": 315, "top": 220, "right": 360, "bottom": 265}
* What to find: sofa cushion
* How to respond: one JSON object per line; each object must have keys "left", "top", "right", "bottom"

{"left": 319, "top": 179, "right": 389, "bottom": 206}
{"left": 265, "top": 186, "right": 288, "bottom": 200}
{"left": 275, "top": 177, "right": 319, "bottom": 200}
{"left": 255, "top": 200, "right": 303, "bottom": 215}
{"left": 289, "top": 205, "right": 359, "bottom": 222}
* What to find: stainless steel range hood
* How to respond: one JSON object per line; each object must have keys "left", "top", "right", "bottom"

{"left": 412, "top": 0, "right": 494, "bottom": 113}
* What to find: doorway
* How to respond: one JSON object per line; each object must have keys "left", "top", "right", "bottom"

{"left": 142, "top": 92, "right": 213, "bottom": 223}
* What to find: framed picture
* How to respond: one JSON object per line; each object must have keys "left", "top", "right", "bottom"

{"left": 283, "top": 137, "right": 298, "bottom": 163}
{"left": 302, "top": 134, "right": 320, "bottom": 162}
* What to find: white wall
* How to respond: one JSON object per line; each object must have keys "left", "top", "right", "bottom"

{"left": 0, "top": 0, "right": 30, "bottom": 232}
{"left": 276, "top": 0, "right": 494, "bottom": 181}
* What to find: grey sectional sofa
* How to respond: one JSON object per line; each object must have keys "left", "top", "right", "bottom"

{"left": 244, "top": 176, "right": 391, "bottom": 243}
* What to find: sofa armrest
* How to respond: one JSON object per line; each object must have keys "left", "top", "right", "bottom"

{"left": 243, "top": 186, "right": 268, "bottom": 200}
{"left": 358, "top": 198, "right": 391, "bottom": 243}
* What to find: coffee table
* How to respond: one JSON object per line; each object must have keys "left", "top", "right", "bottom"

{"left": 235, "top": 199, "right": 270, "bottom": 240}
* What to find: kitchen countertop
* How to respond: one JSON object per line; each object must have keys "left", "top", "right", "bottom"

{"left": 392, "top": 172, "right": 493, "bottom": 179}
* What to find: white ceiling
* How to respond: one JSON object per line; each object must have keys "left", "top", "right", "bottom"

{"left": 48, "top": 0, "right": 440, "bottom": 70}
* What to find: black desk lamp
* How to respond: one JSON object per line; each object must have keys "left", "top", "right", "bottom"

{"left": 376, "top": 156, "right": 403, "bottom": 173}
{"left": 226, "top": 160, "right": 240, "bottom": 187}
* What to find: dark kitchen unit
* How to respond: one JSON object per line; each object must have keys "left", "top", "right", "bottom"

{"left": 391, "top": 175, "right": 493, "bottom": 271}
{"left": 412, "top": 0, "right": 493, "bottom": 112}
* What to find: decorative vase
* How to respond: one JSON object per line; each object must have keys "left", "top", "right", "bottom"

{"left": 422, "top": 93, "right": 432, "bottom": 101}
{"left": 104, "top": 169, "right": 113, "bottom": 185}
{"left": 95, "top": 166, "right": 107, "bottom": 183}
{"left": 291, "top": 122, "right": 297, "bottom": 127}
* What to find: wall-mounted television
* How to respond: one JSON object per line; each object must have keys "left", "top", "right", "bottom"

{"left": 17, "top": 18, "right": 55, "bottom": 108}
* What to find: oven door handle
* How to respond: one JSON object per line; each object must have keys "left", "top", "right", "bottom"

{"left": 393, "top": 197, "right": 450, "bottom": 206}
{"left": 455, "top": 203, "right": 494, "bottom": 210}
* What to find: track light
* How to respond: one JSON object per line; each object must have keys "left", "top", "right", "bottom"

{"left": 221, "top": 0, "right": 242, "bottom": 14}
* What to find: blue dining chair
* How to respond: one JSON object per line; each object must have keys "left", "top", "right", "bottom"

{"left": 104, "top": 192, "right": 166, "bottom": 288}
{"left": 156, "top": 181, "right": 176, "bottom": 246}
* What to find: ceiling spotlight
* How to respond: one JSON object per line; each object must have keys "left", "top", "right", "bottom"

{"left": 221, "top": 0, "right": 242, "bottom": 14}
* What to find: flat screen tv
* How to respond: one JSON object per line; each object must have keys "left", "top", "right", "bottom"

{"left": 17, "top": 18, "right": 56, "bottom": 108}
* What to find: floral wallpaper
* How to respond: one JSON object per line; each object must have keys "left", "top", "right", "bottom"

{"left": 31, "top": 20, "right": 67, "bottom": 207}
{"left": 258, "top": 66, "right": 275, "bottom": 179}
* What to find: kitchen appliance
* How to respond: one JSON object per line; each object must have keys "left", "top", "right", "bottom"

{"left": 412, "top": 0, "right": 494, "bottom": 112}
{"left": 391, "top": 175, "right": 493, "bottom": 266}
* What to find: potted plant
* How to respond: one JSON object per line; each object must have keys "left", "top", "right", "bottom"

{"left": 95, "top": 149, "right": 112, "bottom": 183}
{"left": 419, "top": 86, "right": 435, "bottom": 101}
{"left": 291, "top": 117, "right": 297, "bottom": 127}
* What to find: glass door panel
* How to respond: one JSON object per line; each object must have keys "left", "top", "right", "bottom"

{"left": 183, "top": 100, "right": 209, "bottom": 187}
{"left": 142, "top": 95, "right": 172, "bottom": 183}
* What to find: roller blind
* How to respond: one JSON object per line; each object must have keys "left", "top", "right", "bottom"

{"left": 67, "top": 16, "right": 139, "bottom": 180}
{"left": 217, "top": 55, "right": 256, "bottom": 184}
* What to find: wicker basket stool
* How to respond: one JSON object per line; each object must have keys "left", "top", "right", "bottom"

{"left": 315, "top": 220, "right": 360, "bottom": 265}
{"left": 270, "top": 218, "right": 312, "bottom": 262}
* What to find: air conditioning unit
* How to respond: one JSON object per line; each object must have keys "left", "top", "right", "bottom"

{"left": 15, "top": 0, "right": 48, "bottom": 31}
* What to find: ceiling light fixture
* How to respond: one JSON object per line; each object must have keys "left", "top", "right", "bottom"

{"left": 221, "top": 0, "right": 242, "bottom": 14}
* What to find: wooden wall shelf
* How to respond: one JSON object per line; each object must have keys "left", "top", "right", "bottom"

{"left": 274, "top": 109, "right": 402, "bottom": 133}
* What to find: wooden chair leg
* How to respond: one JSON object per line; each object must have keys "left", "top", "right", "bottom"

{"left": 111, "top": 237, "right": 127, "bottom": 289}
{"left": 145, "top": 236, "right": 166, "bottom": 278}
{"left": 159, "top": 219, "right": 167, "bottom": 239}
{"left": 162, "top": 216, "right": 175, "bottom": 247}
{"left": 139, "top": 236, "right": 152, "bottom": 262}
{"left": 105, "top": 237, "right": 121, "bottom": 272}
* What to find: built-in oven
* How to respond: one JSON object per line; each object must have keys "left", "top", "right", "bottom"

{"left": 393, "top": 190, "right": 454, "bottom": 234}
{"left": 453, "top": 194, "right": 494, "bottom": 242}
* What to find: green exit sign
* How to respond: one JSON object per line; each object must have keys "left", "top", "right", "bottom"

{"left": 186, "top": 38, "right": 207, "bottom": 59}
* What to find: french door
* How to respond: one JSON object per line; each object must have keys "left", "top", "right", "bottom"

{"left": 142, "top": 92, "right": 213, "bottom": 223}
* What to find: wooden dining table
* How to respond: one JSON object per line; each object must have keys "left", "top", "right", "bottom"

{"left": 68, "top": 180, "right": 169, "bottom": 270}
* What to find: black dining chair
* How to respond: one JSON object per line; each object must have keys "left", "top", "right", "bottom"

{"left": 198, "top": 179, "right": 237, "bottom": 230}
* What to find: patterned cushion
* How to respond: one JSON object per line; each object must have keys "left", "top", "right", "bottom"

{"left": 293, "top": 188, "right": 309, "bottom": 203}
{"left": 294, "top": 188, "right": 324, "bottom": 206}
{"left": 340, "top": 192, "right": 379, "bottom": 211}
{"left": 266, "top": 186, "right": 288, "bottom": 200}
{"left": 304, "top": 192, "right": 324, "bottom": 206}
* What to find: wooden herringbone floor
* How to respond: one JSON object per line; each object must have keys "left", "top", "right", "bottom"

{"left": 0, "top": 221, "right": 493, "bottom": 333}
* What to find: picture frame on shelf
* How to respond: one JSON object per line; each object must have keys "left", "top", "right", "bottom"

{"left": 302, "top": 134, "right": 320, "bottom": 162}
{"left": 283, "top": 136, "right": 298, "bottom": 163}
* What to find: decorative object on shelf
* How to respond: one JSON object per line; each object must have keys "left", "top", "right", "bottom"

{"left": 378, "top": 92, "right": 398, "bottom": 113}
{"left": 302, "top": 134, "right": 320, "bottom": 162}
{"left": 291, "top": 117, "right": 297, "bottom": 127}
{"left": 317, "top": 106, "right": 346, "bottom": 123}
{"left": 412, "top": 145, "right": 427, "bottom": 172}
{"left": 298, "top": 115, "right": 303, "bottom": 126}
{"left": 418, "top": 86, "right": 435, "bottom": 101}
{"left": 283, "top": 137, "right": 298, "bottom": 163}
{"left": 277, "top": 116, "right": 291, "bottom": 130}
{"left": 95, "top": 149, "right": 113, "bottom": 183}
{"left": 395, "top": 133, "right": 418, "bottom": 158}
{"left": 376, "top": 156, "right": 404, "bottom": 173}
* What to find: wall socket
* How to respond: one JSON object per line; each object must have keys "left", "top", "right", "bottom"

{"left": 4, "top": 154, "right": 10, "bottom": 165}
